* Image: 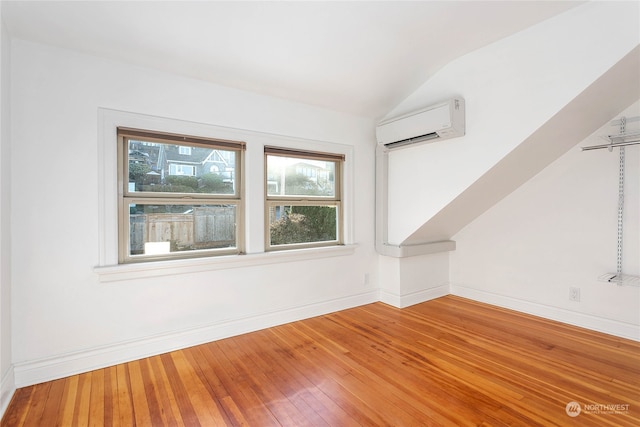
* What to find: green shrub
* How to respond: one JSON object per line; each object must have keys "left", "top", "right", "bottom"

{"left": 166, "top": 175, "right": 198, "bottom": 189}
{"left": 199, "top": 173, "right": 232, "bottom": 194}
{"left": 270, "top": 207, "right": 336, "bottom": 245}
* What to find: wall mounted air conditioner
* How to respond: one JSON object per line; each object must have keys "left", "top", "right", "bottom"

{"left": 376, "top": 98, "right": 465, "bottom": 150}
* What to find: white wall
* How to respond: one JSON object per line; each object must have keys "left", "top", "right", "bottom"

{"left": 451, "top": 102, "right": 640, "bottom": 340}
{"left": 0, "top": 1, "right": 14, "bottom": 415}
{"left": 4, "top": 2, "right": 638, "bottom": 402}
{"left": 384, "top": 1, "right": 639, "bottom": 245}
{"left": 10, "top": 39, "right": 378, "bottom": 386}
{"left": 378, "top": 252, "right": 449, "bottom": 308}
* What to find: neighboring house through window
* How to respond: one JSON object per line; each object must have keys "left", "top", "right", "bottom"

{"left": 118, "top": 127, "right": 244, "bottom": 263}
{"left": 265, "top": 146, "right": 344, "bottom": 251}
{"left": 169, "top": 164, "right": 196, "bottom": 176}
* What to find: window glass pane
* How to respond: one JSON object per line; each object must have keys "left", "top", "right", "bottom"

{"left": 128, "top": 139, "right": 237, "bottom": 195}
{"left": 269, "top": 205, "right": 337, "bottom": 246}
{"left": 266, "top": 155, "right": 335, "bottom": 197}
{"left": 128, "top": 204, "right": 236, "bottom": 256}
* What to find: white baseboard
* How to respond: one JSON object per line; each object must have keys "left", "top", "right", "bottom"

{"left": 379, "top": 284, "right": 449, "bottom": 308}
{"left": 14, "top": 291, "right": 378, "bottom": 388}
{"left": 450, "top": 284, "right": 640, "bottom": 341}
{"left": 11, "top": 285, "right": 638, "bottom": 390}
{"left": 1, "top": 365, "right": 15, "bottom": 421}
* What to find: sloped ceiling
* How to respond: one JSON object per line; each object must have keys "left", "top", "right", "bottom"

{"left": 2, "top": 1, "right": 581, "bottom": 118}
{"left": 386, "top": 0, "right": 640, "bottom": 248}
{"left": 403, "top": 46, "right": 640, "bottom": 245}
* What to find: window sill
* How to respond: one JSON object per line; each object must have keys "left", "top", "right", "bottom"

{"left": 94, "top": 245, "right": 358, "bottom": 283}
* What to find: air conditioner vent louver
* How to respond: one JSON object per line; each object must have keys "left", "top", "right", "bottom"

{"left": 376, "top": 98, "right": 465, "bottom": 150}
{"left": 383, "top": 132, "right": 440, "bottom": 149}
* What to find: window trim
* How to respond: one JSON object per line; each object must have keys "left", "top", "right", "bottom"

{"left": 118, "top": 127, "right": 246, "bottom": 151}
{"left": 96, "top": 108, "right": 355, "bottom": 275}
{"left": 264, "top": 147, "right": 344, "bottom": 251}
{"left": 264, "top": 146, "right": 345, "bottom": 162}
{"left": 117, "top": 128, "right": 245, "bottom": 263}
{"left": 94, "top": 244, "right": 357, "bottom": 282}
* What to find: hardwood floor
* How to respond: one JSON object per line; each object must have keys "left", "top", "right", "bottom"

{"left": 2, "top": 295, "right": 639, "bottom": 426}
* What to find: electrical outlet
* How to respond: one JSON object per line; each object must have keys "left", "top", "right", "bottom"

{"left": 363, "top": 273, "right": 370, "bottom": 285}
{"left": 569, "top": 287, "right": 580, "bottom": 302}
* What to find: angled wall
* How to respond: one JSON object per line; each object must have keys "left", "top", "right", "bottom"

{"left": 408, "top": 46, "right": 639, "bottom": 243}
{"left": 382, "top": 1, "right": 639, "bottom": 246}
{"left": 451, "top": 101, "right": 640, "bottom": 340}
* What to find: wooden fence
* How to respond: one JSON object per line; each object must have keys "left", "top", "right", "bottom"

{"left": 130, "top": 206, "right": 236, "bottom": 254}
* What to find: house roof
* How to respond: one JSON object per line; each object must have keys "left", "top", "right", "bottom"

{"left": 164, "top": 146, "right": 214, "bottom": 164}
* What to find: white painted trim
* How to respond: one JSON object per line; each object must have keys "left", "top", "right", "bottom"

{"left": 377, "top": 241, "right": 456, "bottom": 258}
{"left": 13, "top": 291, "right": 378, "bottom": 388}
{"left": 97, "top": 108, "right": 356, "bottom": 268}
{"left": 0, "top": 365, "right": 15, "bottom": 420}
{"left": 12, "top": 283, "right": 638, "bottom": 389}
{"left": 375, "top": 146, "right": 456, "bottom": 258}
{"left": 450, "top": 284, "right": 640, "bottom": 342}
{"left": 378, "top": 289, "right": 402, "bottom": 308}
{"left": 379, "top": 284, "right": 449, "bottom": 308}
{"left": 95, "top": 244, "right": 357, "bottom": 282}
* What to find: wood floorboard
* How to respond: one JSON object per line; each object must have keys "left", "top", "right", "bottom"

{"left": 182, "top": 346, "right": 234, "bottom": 425}
{"left": 2, "top": 295, "right": 639, "bottom": 426}
{"left": 114, "top": 364, "right": 134, "bottom": 426}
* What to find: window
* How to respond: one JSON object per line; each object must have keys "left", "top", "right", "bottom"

{"left": 169, "top": 164, "right": 196, "bottom": 176}
{"left": 265, "top": 146, "right": 343, "bottom": 250}
{"left": 118, "top": 128, "right": 244, "bottom": 263}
